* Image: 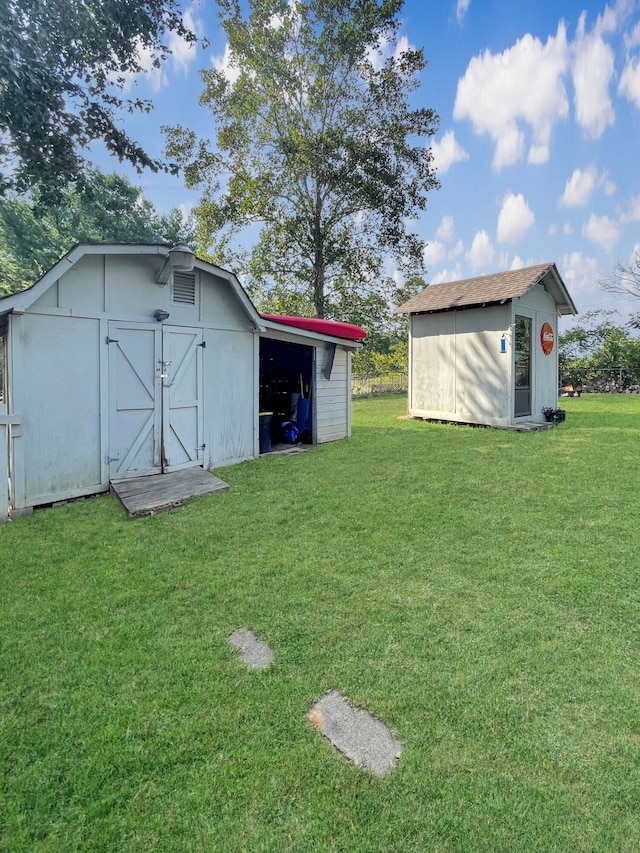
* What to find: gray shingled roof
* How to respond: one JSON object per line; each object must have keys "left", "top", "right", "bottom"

{"left": 396, "top": 263, "right": 577, "bottom": 315}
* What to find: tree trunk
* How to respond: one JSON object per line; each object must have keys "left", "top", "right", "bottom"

{"left": 312, "top": 196, "right": 325, "bottom": 318}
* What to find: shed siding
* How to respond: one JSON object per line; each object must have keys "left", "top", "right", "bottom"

{"left": 410, "top": 312, "right": 456, "bottom": 413}
{"left": 200, "top": 273, "right": 255, "bottom": 332}
{"left": 18, "top": 313, "right": 103, "bottom": 505}
{"left": 0, "top": 405, "right": 8, "bottom": 522}
{"left": 454, "top": 307, "right": 510, "bottom": 422}
{"left": 410, "top": 305, "right": 510, "bottom": 425}
{"left": 315, "top": 346, "right": 351, "bottom": 443}
{"left": 205, "top": 329, "right": 256, "bottom": 467}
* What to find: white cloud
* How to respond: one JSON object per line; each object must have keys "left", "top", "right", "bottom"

{"left": 116, "top": 38, "right": 169, "bottom": 92}
{"left": 619, "top": 55, "right": 640, "bottom": 109}
{"left": 430, "top": 130, "right": 469, "bottom": 174}
{"left": 466, "top": 230, "right": 495, "bottom": 268}
{"left": 559, "top": 165, "right": 598, "bottom": 207}
{"left": 581, "top": 212, "right": 622, "bottom": 250}
{"left": 561, "top": 251, "right": 600, "bottom": 296}
{"left": 211, "top": 42, "right": 241, "bottom": 84}
{"left": 620, "top": 194, "right": 640, "bottom": 224}
{"left": 496, "top": 192, "right": 535, "bottom": 244}
{"left": 510, "top": 255, "right": 525, "bottom": 270}
{"left": 456, "top": 0, "right": 471, "bottom": 25}
{"left": 431, "top": 266, "right": 463, "bottom": 284}
{"left": 450, "top": 239, "right": 465, "bottom": 259}
{"left": 548, "top": 223, "right": 557, "bottom": 236}
{"left": 563, "top": 222, "right": 574, "bottom": 235}
{"left": 572, "top": 12, "right": 616, "bottom": 138}
{"left": 167, "top": 6, "right": 201, "bottom": 73}
{"left": 366, "top": 31, "right": 415, "bottom": 71}
{"left": 528, "top": 144, "right": 550, "bottom": 165}
{"left": 559, "top": 164, "right": 617, "bottom": 207}
{"left": 435, "top": 215, "right": 455, "bottom": 241}
{"left": 494, "top": 126, "right": 525, "bottom": 171}
{"left": 624, "top": 21, "right": 640, "bottom": 50}
{"left": 117, "top": 4, "right": 201, "bottom": 91}
{"left": 453, "top": 24, "right": 569, "bottom": 171}
{"left": 424, "top": 241, "right": 446, "bottom": 265}
{"left": 395, "top": 35, "right": 412, "bottom": 58}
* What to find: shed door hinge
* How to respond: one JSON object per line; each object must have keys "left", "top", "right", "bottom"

{"left": 105, "top": 455, "right": 120, "bottom": 464}
{"left": 105, "top": 337, "right": 119, "bottom": 344}
{"left": 197, "top": 340, "right": 206, "bottom": 348}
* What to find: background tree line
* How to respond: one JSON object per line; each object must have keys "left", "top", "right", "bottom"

{"left": 559, "top": 310, "right": 640, "bottom": 391}
{"left": 0, "top": 169, "right": 194, "bottom": 297}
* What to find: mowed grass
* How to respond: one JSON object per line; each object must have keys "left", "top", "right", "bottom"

{"left": 2, "top": 394, "right": 640, "bottom": 852}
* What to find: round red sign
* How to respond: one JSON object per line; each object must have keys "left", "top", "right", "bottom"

{"left": 540, "top": 322, "right": 554, "bottom": 355}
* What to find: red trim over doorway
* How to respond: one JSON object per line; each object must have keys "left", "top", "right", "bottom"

{"left": 261, "top": 314, "right": 367, "bottom": 341}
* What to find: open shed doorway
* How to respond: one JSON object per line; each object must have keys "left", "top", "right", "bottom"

{"left": 259, "top": 338, "right": 314, "bottom": 449}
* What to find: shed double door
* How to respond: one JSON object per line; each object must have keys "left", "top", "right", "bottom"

{"left": 108, "top": 323, "right": 205, "bottom": 479}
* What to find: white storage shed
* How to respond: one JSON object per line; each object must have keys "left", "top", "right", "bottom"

{"left": 396, "top": 263, "right": 577, "bottom": 428}
{"left": 0, "top": 244, "right": 364, "bottom": 520}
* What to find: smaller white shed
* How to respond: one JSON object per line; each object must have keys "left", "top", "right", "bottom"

{"left": 396, "top": 263, "right": 577, "bottom": 428}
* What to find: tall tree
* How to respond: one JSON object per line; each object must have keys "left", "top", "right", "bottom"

{"left": 164, "top": 0, "right": 439, "bottom": 323}
{"left": 0, "top": 0, "right": 196, "bottom": 202}
{"left": 0, "top": 168, "right": 195, "bottom": 295}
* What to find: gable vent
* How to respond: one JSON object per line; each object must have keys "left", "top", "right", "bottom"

{"left": 172, "top": 271, "right": 197, "bottom": 305}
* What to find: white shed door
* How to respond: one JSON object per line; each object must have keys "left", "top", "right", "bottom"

{"left": 108, "top": 323, "right": 204, "bottom": 479}
{"left": 161, "top": 327, "right": 205, "bottom": 472}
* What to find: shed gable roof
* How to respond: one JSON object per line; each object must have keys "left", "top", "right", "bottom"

{"left": 0, "top": 243, "right": 365, "bottom": 348}
{"left": 0, "top": 243, "right": 263, "bottom": 327}
{"left": 395, "top": 263, "right": 577, "bottom": 316}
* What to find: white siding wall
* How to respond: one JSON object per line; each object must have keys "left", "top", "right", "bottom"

{"left": 315, "top": 346, "right": 351, "bottom": 443}
{"left": 409, "top": 305, "right": 511, "bottom": 425}
{"left": 0, "top": 409, "right": 8, "bottom": 522}
{"left": 204, "top": 329, "right": 256, "bottom": 467}
{"left": 13, "top": 313, "right": 103, "bottom": 507}
{"left": 409, "top": 312, "right": 456, "bottom": 414}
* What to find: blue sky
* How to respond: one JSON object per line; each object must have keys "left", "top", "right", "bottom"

{"left": 94, "top": 0, "right": 640, "bottom": 329}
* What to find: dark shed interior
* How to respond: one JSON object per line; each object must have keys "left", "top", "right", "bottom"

{"left": 259, "top": 338, "right": 314, "bottom": 448}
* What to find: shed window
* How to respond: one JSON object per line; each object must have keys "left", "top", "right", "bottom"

{"left": 172, "top": 271, "right": 197, "bottom": 305}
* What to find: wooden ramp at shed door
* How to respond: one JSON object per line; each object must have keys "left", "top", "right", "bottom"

{"left": 110, "top": 468, "right": 229, "bottom": 518}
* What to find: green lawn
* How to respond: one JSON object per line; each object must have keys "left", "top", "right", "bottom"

{"left": 2, "top": 394, "right": 640, "bottom": 852}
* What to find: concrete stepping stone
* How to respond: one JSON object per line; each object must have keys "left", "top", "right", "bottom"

{"left": 227, "top": 628, "right": 274, "bottom": 669}
{"left": 307, "top": 690, "right": 402, "bottom": 776}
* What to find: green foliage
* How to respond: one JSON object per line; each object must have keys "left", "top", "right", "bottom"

{"left": 0, "top": 169, "right": 195, "bottom": 295}
{"left": 164, "top": 0, "right": 439, "bottom": 326}
{"left": 559, "top": 311, "right": 640, "bottom": 378}
{"left": 352, "top": 275, "right": 424, "bottom": 373}
{"left": 0, "top": 0, "right": 196, "bottom": 201}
